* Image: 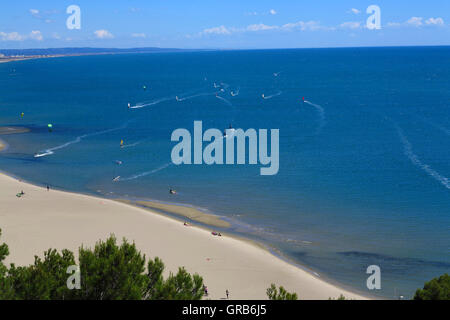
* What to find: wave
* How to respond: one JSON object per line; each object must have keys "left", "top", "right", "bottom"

{"left": 262, "top": 91, "right": 282, "bottom": 100}
{"left": 396, "top": 125, "right": 450, "bottom": 190}
{"left": 130, "top": 96, "right": 173, "bottom": 109}
{"left": 117, "top": 163, "right": 171, "bottom": 181}
{"left": 34, "top": 121, "right": 130, "bottom": 158}
{"left": 304, "top": 100, "right": 326, "bottom": 134}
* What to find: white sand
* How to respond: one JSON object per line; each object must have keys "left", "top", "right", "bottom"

{"left": 0, "top": 173, "right": 368, "bottom": 300}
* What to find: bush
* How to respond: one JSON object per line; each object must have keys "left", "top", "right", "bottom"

{"left": 0, "top": 229, "right": 204, "bottom": 300}
{"left": 414, "top": 274, "right": 450, "bottom": 300}
{"left": 266, "top": 283, "right": 298, "bottom": 300}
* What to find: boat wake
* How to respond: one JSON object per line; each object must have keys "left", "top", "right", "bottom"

{"left": 116, "top": 163, "right": 171, "bottom": 181}
{"left": 176, "top": 92, "right": 215, "bottom": 102}
{"left": 216, "top": 95, "right": 233, "bottom": 106}
{"left": 130, "top": 96, "right": 173, "bottom": 109}
{"left": 396, "top": 125, "right": 450, "bottom": 190}
{"left": 416, "top": 116, "right": 450, "bottom": 137}
{"left": 34, "top": 122, "right": 130, "bottom": 158}
{"left": 304, "top": 100, "right": 326, "bottom": 134}
{"left": 262, "top": 91, "right": 282, "bottom": 100}
{"left": 121, "top": 140, "right": 142, "bottom": 149}
{"left": 230, "top": 88, "right": 240, "bottom": 97}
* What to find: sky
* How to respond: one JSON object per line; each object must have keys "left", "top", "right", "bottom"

{"left": 0, "top": 1, "right": 449, "bottom": 49}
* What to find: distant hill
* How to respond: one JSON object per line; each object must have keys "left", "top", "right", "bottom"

{"left": 0, "top": 47, "right": 199, "bottom": 57}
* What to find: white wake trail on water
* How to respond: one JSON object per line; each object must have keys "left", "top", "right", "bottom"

{"left": 415, "top": 116, "right": 450, "bottom": 137}
{"left": 117, "top": 163, "right": 171, "bottom": 181}
{"left": 120, "top": 140, "right": 143, "bottom": 148}
{"left": 176, "top": 92, "right": 215, "bottom": 102}
{"left": 262, "top": 91, "right": 282, "bottom": 100}
{"left": 130, "top": 96, "right": 173, "bottom": 109}
{"left": 216, "top": 95, "right": 233, "bottom": 106}
{"left": 230, "top": 88, "right": 240, "bottom": 97}
{"left": 34, "top": 121, "right": 130, "bottom": 158}
{"left": 304, "top": 100, "right": 326, "bottom": 134}
{"left": 396, "top": 125, "right": 450, "bottom": 190}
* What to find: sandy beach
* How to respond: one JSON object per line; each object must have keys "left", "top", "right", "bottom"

{"left": 0, "top": 172, "right": 368, "bottom": 300}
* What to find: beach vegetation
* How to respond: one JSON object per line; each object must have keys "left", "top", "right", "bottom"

{"left": 414, "top": 273, "right": 450, "bottom": 300}
{"left": 0, "top": 231, "right": 204, "bottom": 300}
{"left": 328, "top": 294, "right": 349, "bottom": 300}
{"left": 266, "top": 283, "right": 298, "bottom": 300}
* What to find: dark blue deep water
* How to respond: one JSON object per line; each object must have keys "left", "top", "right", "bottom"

{"left": 1, "top": 47, "right": 449, "bottom": 298}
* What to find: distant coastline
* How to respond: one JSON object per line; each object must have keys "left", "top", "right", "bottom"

{"left": 0, "top": 47, "right": 206, "bottom": 64}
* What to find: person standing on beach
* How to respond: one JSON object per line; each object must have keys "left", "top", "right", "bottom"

{"left": 226, "top": 289, "right": 229, "bottom": 299}
{"left": 47, "top": 185, "right": 49, "bottom": 191}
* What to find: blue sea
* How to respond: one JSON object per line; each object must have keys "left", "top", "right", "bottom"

{"left": 1, "top": 47, "right": 449, "bottom": 299}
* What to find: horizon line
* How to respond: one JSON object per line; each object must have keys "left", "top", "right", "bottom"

{"left": 1, "top": 44, "right": 450, "bottom": 53}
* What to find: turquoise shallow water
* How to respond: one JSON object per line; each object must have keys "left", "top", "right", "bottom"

{"left": 1, "top": 47, "right": 449, "bottom": 298}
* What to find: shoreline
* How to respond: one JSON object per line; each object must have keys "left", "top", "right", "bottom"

{"left": 0, "top": 139, "right": 6, "bottom": 152}
{"left": 0, "top": 171, "right": 370, "bottom": 300}
{"left": 0, "top": 127, "right": 31, "bottom": 152}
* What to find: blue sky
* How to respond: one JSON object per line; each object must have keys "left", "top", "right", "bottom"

{"left": 0, "top": 1, "right": 449, "bottom": 49}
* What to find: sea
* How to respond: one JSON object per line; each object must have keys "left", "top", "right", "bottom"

{"left": 1, "top": 47, "right": 449, "bottom": 299}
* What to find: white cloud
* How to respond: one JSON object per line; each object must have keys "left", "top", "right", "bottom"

{"left": 340, "top": 21, "right": 362, "bottom": 29}
{"left": 94, "top": 29, "right": 114, "bottom": 39}
{"left": 406, "top": 17, "right": 423, "bottom": 27}
{"left": 386, "top": 22, "right": 402, "bottom": 27}
{"left": 30, "top": 9, "right": 40, "bottom": 17}
{"left": 197, "top": 20, "right": 336, "bottom": 38}
{"left": 29, "top": 30, "right": 43, "bottom": 41}
{"left": 51, "top": 33, "right": 61, "bottom": 40}
{"left": 246, "top": 24, "right": 278, "bottom": 32}
{"left": 0, "top": 31, "right": 25, "bottom": 41}
{"left": 0, "top": 30, "right": 43, "bottom": 41}
{"left": 350, "top": 8, "right": 361, "bottom": 15}
{"left": 388, "top": 16, "right": 445, "bottom": 28}
{"left": 425, "top": 17, "right": 444, "bottom": 26}
{"left": 270, "top": 9, "right": 277, "bottom": 15}
{"left": 131, "top": 33, "right": 147, "bottom": 38}
{"left": 282, "top": 21, "right": 326, "bottom": 31}
{"left": 202, "top": 25, "right": 232, "bottom": 35}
